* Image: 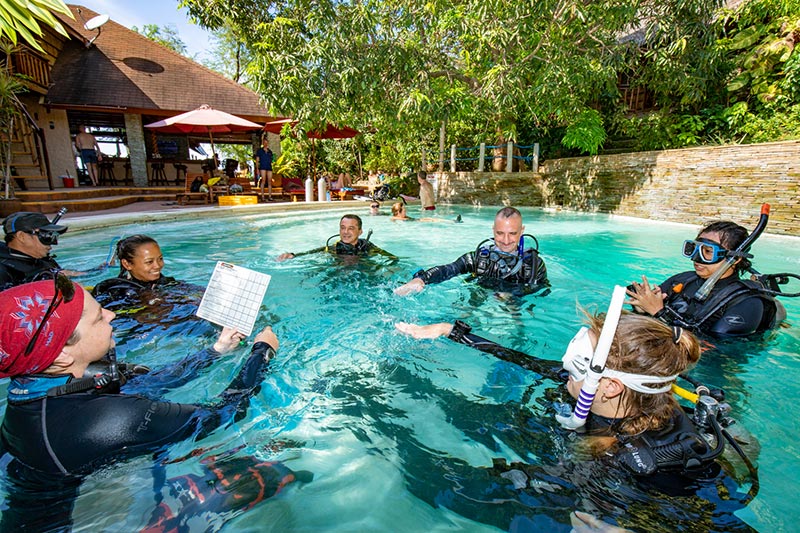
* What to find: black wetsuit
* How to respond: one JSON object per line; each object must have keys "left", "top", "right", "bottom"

{"left": 295, "top": 238, "right": 396, "bottom": 260}
{"left": 654, "top": 271, "right": 782, "bottom": 337}
{"left": 0, "top": 341, "right": 275, "bottom": 530}
{"left": 448, "top": 324, "right": 725, "bottom": 476}
{"left": 0, "top": 242, "right": 60, "bottom": 290}
{"left": 91, "top": 273, "right": 184, "bottom": 308}
{"left": 430, "top": 324, "right": 755, "bottom": 531}
{"left": 413, "top": 244, "right": 548, "bottom": 295}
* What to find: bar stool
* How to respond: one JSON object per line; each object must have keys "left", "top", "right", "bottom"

{"left": 123, "top": 161, "right": 133, "bottom": 185}
{"left": 150, "top": 162, "right": 168, "bottom": 185}
{"left": 173, "top": 162, "right": 188, "bottom": 185}
{"left": 98, "top": 160, "right": 118, "bottom": 186}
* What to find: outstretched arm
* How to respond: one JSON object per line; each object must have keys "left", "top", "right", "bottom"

{"left": 396, "top": 321, "right": 562, "bottom": 380}
{"left": 395, "top": 252, "right": 474, "bottom": 296}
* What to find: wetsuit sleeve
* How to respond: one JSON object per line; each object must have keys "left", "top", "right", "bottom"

{"left": 707, "top": 297, "right": 766, "bottom": 337}
{"left": 292, "top": 246, "right": 327, "bottom": 257}
{"left": 448, "top": 326, "right": 562, "bottom": 381}
{"left": 124, "top": 347, "right": 226, "bottom": 397}
{"left": 413, "top": 252, "right": 475, "bottom": 285}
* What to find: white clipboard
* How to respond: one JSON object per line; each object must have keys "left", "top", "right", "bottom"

{"left": 196, "top": 262, "right": 271, "bottom": 336}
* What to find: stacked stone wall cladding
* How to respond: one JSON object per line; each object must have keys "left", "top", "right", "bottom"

{"left": 434, "top": 140, "right": 799, "bottom": 236}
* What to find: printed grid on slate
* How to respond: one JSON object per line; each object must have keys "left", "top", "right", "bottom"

{"left": 197, "top": 262, "right": 271, "bottom": 336}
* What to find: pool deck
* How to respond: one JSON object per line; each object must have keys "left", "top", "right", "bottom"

{"left": 61, "top": 199, "right": 371, "bottom": 231}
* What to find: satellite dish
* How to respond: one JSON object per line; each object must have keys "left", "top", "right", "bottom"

{"left": 84, "top": 14, "right": 109, "bottom": 31}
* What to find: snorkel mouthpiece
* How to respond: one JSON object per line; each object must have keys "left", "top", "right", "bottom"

{"left": 556, "top": 285, "right": 627, "bottom": 430}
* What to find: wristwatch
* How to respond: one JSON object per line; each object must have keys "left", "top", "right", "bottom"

{"left": 448, "top": 320, "right": 472, "bottom": 343}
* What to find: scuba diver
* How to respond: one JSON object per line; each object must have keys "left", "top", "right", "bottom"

{"left": 627, "top": 204, "right": 796, "bottom": 338}
{"left": 394, "top": 206, "right": 549, "bottom": 297}
{"left": 0, "top": 277, "right": 308, "bottom": 530}
{"left": 395, "top": 286, "right": 758, "bottom": 531}
{"left": 276, "top": 214, "right": 396, "bottom": 262}
{"left": 0, "top": 209, "right": 86, "bottom": 290}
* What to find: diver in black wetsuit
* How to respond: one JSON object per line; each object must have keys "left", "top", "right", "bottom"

{"left": 0, "top": 211, "right": 68, "bottom": 290}
{"left": 394, "top": 206, "right": 548, "bottom": 297}
{"left": 395, "top": 299, "right": 758, "bottom": 531}
{"left": 627, "top": 219, "right": 788, "bottom": 338}
{"left": 0, "top": 278, "right": 305, "bottom": 530}
{"left": 276, "top": 214, "right": 396, "bottom": 262}
{"left": 92, "top": 234, "right": 200, "bottom": 308}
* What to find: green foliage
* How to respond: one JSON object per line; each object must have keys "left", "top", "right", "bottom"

{"left": 133, "top": 24, "right": 189, "bottom": 56}
{"left": 0, "top": 40, "right": 25, "bottom": 198}
{"left": 561, "top": 109, "right": 606, "bottom": 155}
{"left": 0, "top": 0, "right": 71, "bottom": 53}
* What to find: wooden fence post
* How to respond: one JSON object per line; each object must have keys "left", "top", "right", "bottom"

{"left": 506, "top": 141, "right": 513, "bottom": 173}
{"left": 478, "top": 143, "right": 485, "bottom": 172}
{"left": 450, "top": 144, "right": 456, "bottom": 173}
{"left": 533, "top": 143, "right": 540, "bottom": 173}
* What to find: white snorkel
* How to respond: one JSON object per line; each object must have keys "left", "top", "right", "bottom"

{"left": 556, "top": 285, "right": 627, "bottom": 430}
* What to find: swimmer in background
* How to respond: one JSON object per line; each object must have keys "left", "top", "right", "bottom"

{"left": 277, "top": 214, "right": 396, "bottom": 261}
{"left": 390, "top": 202, "right": 451, "bottom": 222}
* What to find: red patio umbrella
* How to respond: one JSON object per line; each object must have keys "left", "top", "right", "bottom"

{"left": 145, "top": 104, "right": 262, "bottom": 163}
{"left": 263, "top": 119, "right": 359, "bottom": 178}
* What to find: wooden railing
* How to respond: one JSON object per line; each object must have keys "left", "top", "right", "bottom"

{"left": 11, "top": 46, "right": 50, "bottom": 93}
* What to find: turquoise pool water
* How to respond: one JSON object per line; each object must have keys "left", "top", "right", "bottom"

{"left": 2, "top": 205, "right": 798, "bottom": 531}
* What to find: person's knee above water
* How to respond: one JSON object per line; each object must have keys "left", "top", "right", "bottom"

{"left": 626, "top": 213, "right": 793, "bottom": 338}
{"left": 276, "top": 214, "right": 396, "bottom": 261}
{"left": 394, "top": 206, "right": 549, "bottom": 296}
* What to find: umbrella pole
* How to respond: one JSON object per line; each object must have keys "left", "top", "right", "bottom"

{"left": 208, "top": 128, "right": 217, "bottom": 177}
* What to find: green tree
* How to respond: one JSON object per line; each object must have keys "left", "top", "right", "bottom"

{"left": 0, "top": 0, "right": 72, "bottom": 53}
{"left": 202, "top": 27, "right": 254, "bottom": 84}
{"left": 132, "top": 23, "right": 189, "bottom": 56}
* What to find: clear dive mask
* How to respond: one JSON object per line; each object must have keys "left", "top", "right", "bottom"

{"left": 561, "top": 326, "right": 678, "bottom": 394}
{"left": 561, "top": 327, "right": 594, "bottom": 382}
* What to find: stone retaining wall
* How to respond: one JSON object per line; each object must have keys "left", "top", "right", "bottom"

{"left": 433, "top": 140, "right": 800, "bottom": 236}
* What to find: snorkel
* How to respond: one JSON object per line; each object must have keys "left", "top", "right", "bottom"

{"left": 556, "top": 285, "right": 627, "bottom": 430}
{"left": 51, "top": 207, "right": 67, "bottom": 225}
{"left": 694, "top": 204, "right": 770, "bottom": 302}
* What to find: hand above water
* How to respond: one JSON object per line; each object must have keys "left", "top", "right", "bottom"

{"left": 213, "top": 327, "right": 248, "bottom": 354}
{"left": 625, "top": 275, "right": 666, "bottom": 315}
{"left": 394, "top": 278, "right": 425, "bottom": 296}
{"left": 395, "top": 322, "right": 453, "bottom": 339}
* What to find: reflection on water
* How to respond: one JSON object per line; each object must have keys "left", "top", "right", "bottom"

{"left": 1, "top": 206, "right": 797, "bottom": 531}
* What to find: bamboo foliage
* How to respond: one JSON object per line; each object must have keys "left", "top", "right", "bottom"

{"left": 0, "top": 0, "right": 72, "bottom": 53}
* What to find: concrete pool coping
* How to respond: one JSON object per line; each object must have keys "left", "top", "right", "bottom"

{"left": 60, "top": 199, "right": 372, "bottom": 232}
{"left": 59, "top": 198, "right": 800, "bottom": 243}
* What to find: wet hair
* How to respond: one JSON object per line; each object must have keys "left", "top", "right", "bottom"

{"left": 116, "top": 234, "right": 160, "bottom": 277}
{"left": 391, "top": 202, "right": 405, "bottom": 216}
{"left": 585, "top": 312, "right": 700, "bottom": 436}
{"left": 496, "top": 206, "right": 522, "bottom": 220}
{"left": 697, "top": 221, "right": 751, "bottom": 274}
{"left": 340, "top": 214, "right": 363, "bottom": 230}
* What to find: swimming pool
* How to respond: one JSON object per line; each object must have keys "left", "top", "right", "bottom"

{"left": 2, "top": 205, "right": 798, "bottom": 531}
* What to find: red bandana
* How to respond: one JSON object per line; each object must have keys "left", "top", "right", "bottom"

{"left": 0, "top": 280, "right": 84, "bottom": 378}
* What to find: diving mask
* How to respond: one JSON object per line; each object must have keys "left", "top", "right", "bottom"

{"left": 32, "top": 229, "right": 61, "bottom": 246}
{"left": 682, "top": 239, "right": 728, "bottom": 264}
{"left": 562, "top": 326, "right": 678, "bottom": 394}
{"left": 561, "top": 327, "right": 594, "bottom": 382}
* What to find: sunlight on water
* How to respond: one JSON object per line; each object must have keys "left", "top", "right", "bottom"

{"left": 2, "top": 205, "right": 798, "bottom": 532}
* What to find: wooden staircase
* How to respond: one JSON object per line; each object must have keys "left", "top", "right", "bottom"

{"left": 7, "top": 105, "right": 52, "bottom": 191}
{"left": 14, "top": 187, "right": 183, "bottom": 214}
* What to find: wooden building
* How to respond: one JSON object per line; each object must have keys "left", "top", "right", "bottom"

{"left": 8, "top": 4, "right": 279, "bottom": 190}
